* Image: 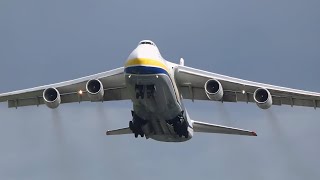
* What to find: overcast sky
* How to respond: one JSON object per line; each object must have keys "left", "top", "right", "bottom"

{"left": 1, "top": 0, "right": 320, "bottom": 180}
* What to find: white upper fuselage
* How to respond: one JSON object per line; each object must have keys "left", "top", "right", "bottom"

{"left": 124, "top": 40, "right": 193, "bottom": 142}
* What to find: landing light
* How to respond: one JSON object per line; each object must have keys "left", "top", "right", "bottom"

{"left": 242, "top": 90, "right": 246, "bottom": 94}
{"left": 78, "top": 90, "right": 83, "bottom": 95}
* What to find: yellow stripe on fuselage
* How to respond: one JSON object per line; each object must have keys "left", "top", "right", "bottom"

{"left": 125, "top": 58, "right": 170, "bottom": 73}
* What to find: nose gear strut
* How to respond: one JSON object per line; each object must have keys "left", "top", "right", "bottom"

{"left": 135, "top": 84, "right": 156, "bottom": 99}
{"left": 135, "top": 85, "right": 145, "bottom": 99}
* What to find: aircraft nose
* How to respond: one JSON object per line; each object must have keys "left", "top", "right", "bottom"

{"left": 125, "top": 45, "right": 161, "bottom": 68}
{"left": 125, "top": 48, "right": 143, "bottom": 67}
{"left": 127, "top": 46, "right": 151, "bottom": 61}
{"left": 129, "top": 47, "right": 144, "bottom": 59}
{"left": 124, "top": 46, "right": 168, "bottom": 74}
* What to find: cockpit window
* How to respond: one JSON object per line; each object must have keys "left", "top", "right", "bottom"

{"left": 140, "top": 41, "right": 154, "bottom": 46}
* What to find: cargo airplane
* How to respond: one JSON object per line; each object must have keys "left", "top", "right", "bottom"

{"left": 1, "top": 40, "right": 320, "bottom": 142}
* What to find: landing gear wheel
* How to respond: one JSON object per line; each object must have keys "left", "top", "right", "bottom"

{"left": 171, "top": 119, "right": 189, "bottom": 138}
{"left": 131, "top": 111, "right": 147, "bottom": 139}
{"left": 129, "top": 121, "right": 134, "bottom": 130}
{"left": 135, "top": 85, "right": 145, "bottom": 99}
{"left": 136, "top": 93, "right": 144, "bottom": 99}
{"left": 146, "top": 85, "right": 156, "bottom": 98}
{"left": 184, "top": 132, "right": 189, "bottom": 138}
{"left": 173, "top": 126, "right": 178, "bottom": 132}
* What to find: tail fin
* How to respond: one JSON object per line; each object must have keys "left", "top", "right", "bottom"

{"left": 192, "top": 120, "right": 257, "bottom": 136}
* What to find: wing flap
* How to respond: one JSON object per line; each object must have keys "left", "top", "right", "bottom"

{"left": 8, "top": 98, "right": 43, "bottom": 108}
{"left": 192, "top": 120, "right": 257, "bottom": 136}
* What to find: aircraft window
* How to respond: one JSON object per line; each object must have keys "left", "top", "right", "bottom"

{"left": 140, "top": 42, "right": 154, "bottom": 46}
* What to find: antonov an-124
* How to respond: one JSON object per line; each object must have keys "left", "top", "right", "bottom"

{"left": 1, "top": 40, "right": 320, "bottom": 142}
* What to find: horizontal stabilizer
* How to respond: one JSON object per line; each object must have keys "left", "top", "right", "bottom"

{"left": 192, "top": 120, "right": 257, "bottom": 136}
{"left": 106, "top": 127, "right": 132, "bottom": 136}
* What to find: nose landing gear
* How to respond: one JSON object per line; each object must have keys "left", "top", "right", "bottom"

{"left": 146, "top": 85, "right": 156, "bottom": 98}
{"left": 135, "top": 84, "right": 156, "bottom": 99}
{"left": 135, "top": 85, "right": 144, "bottom": 99}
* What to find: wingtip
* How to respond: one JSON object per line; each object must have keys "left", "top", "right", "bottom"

{"left": 251, "top": 131, "right": 257, "bottom": 136}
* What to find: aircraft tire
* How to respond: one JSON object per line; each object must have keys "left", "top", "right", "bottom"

{"left": 184, "top": 132, "right": 189, "bottom": 138}
{"left": 129, "top": 121, "right": 134, "bottom": 130}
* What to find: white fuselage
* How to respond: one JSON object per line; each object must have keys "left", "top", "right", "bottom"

{"left": 124, "top": 41, "right": 193, "bottom": 142}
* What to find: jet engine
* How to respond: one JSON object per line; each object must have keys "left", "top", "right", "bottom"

{"left": 253, "top": 88, "right": 272, "bottom": 109}
{"left": 204, "top": 79, "right": 223, "bottom": 101}
{"left": 43, "top": 87, "right": 61, "bottom": 109}
{"left": 86, "top": 79, "right": 104, "bottom": 101}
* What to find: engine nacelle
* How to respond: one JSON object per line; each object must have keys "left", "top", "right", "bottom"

{"left": 253, "top": 88, "right": 272, "bottom": 109}
{"left": 204, "top": 79, "right": 223, "bottom": 101}
{"left": 43, "top": 87, "right": 61, "bottom": 109}
{"left": 86, "top": 79, "right": 104, "bottom": 101}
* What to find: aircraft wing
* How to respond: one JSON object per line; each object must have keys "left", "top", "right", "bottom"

{"left": 0, "top": 67, "right": 129, "bottom": 108}
{"left": 175, "top": 65, "right": 320, "bottom": 108}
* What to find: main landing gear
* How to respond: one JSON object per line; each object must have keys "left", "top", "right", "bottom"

{"left": 135, "top": 84, "right": 156, "bottom": 99}
{"left": 129, "top": 111, "right": 147, "bottom": 138}
{"left": 167, "top": 112, "right": 189, "bottom": 138}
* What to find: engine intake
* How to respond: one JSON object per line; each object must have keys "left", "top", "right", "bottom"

{"left": 43, "top": 87, "right": 61, "bottom": 109}
{"left": 86, "top": 79, "right": 104, "bottom": 101}
{"left": 204, "top": 79, "right": 223, "bottom": 101}
{"left": 253, "top": 88, "right": 272, "bottom": 109}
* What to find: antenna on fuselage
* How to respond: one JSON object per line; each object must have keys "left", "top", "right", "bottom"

{"left": 180, "top": 58, "right": 184, "bottom": 66}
